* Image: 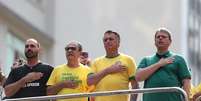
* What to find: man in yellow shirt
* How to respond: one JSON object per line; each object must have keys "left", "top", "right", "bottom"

{"left": 47, "top": 41, "right": 91, "bottom": 101}
{"left": 87, "top": 30, "right": 138, "bottom": 101}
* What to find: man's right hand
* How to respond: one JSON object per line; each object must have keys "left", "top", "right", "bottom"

{"left": 106, "top": 61, "right": 126, "bottom": 74}
{"left": 157, "top": 56, "right": 174, "bottom": 68}
{"left": 23, "top": 72, "right": 43, "bottom": 83}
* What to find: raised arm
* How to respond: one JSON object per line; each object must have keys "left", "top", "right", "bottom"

{"left": 47, "top": 80, "right": 78, "bottom": 95}
{"left": 135, "top": 57, "right": 174, "bottom": 82}
{"left": 4, "top": 72, "right": 43, "bottom": 97}
{"left": 87, "top": 61, "right": 126, "bottom": 86}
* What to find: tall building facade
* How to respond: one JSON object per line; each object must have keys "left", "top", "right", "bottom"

{"left": 0, "top": 0, "right": 54, "bottom": 75}
{"left": 187, "top": 0, "right": 201, "bottom": 85}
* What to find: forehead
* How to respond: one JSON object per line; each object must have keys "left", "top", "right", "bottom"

{"left": 155, "top": 32, "right": 169, "bottom": 37}
{"left": 66, "top": 42, "right": 78, "bottom": 47}
{"left": 103, "top": 33, "right": 117, "bottom": 38}
{"left": 25, "top": 39, "right": 38, "bottom": 45}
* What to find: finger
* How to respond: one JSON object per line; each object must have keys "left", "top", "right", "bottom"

{"left": 36, "top": 72, "right": 43, "bottom": 77}
{"left": 121, "top": 66, "right": 127, "bottom": 69}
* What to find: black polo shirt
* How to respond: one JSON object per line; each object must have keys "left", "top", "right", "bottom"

{"left": 4, "top": 63, "right": 53, "bottom": 98}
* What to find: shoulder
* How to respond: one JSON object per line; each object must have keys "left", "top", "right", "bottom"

{"left": 95, "top": 55, "right": 105, "bottom": 61}
{"left": 170, "top": 52, "right": 186, "bottom": 61}
{"left": 54, "top": 64, "right": 66, "bottom": 70}
{"left": 93, "top": 55, "right": 105, "bottom": 63}
{"left": 141, "top": 54, "right": 155, "bottom": 61}
{"left": 11, "top": 65, "right": 27, "bottom": 72}
{"left": 79, "top": 64, "right": 91, "bottom": 70}
{"left": 39, "top": 62, "right": 53, "bottom": 68}
{"left": 119, "top": 53, "right": 134, "bottom": 60}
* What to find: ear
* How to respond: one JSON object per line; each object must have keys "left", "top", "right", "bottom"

{"left": 38, "top": 47, "right": 42, "bottom": 53}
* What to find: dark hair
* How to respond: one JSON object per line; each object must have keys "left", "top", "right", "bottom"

{"left": 155, "top": 28, "right": 172, "bottom": 41}
{"left": 104, "top": 30, "right": 120, "bottom": 42}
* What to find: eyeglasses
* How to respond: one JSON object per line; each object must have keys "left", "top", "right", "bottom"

{"left": 65, "top": 47, "right": 77, "bottom": 51}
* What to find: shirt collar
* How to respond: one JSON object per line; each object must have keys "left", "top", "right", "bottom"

{"left": 156, "top": 51, "right": 170, "bottom": 58}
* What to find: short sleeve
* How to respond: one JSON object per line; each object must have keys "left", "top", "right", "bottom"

{"left": 137, "top": 58, "right": 147, "bottom": 69}
{"left": 127, "top": 57, "right": 137, "bottom": 80}
{"left": 177, "top": 56, "right": 191, "bottom": 81}
{"left": 82, "top": 67, "right": 95, "bottom": 92}
{"left": 90, "top": 60, "right": 97, "bottom": 73}
{"left": 3, "top": 70, "right": 17, "bottom": 87}
{"left": 46, "top": 68, "right": 57, "bottom": 86}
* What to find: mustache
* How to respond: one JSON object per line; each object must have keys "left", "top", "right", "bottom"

{"left": 27, "top": 49, "right": 33, "bottom": 53}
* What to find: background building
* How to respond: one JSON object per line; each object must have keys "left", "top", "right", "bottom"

{"left": 0, "top": 0, "right": 200, "bottom": 85}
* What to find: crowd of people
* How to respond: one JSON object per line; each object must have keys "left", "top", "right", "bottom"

{"left": 0, "top": 27, "right": 200, "bottom": 101}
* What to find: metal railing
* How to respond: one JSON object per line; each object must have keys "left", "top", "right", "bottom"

{"left": 4, "top": 87, "right": 188, "bottom": 101}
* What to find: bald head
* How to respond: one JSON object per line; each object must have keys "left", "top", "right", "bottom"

{"left": 26, "top": 38, "right": 40, "bottom": 48}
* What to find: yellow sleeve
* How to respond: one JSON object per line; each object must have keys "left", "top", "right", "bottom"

{"left": 82, "top": 66, "right": 96, "bottom": 92}
{"left": 190, "top": 83, "right": 201, "bottom": 98}
{"left": 47, "top": 68, "right": 57, "bottom": 86}
{"left": 197, "top": 83, "right": 201, "bottom": 92}
{"left": 91, "top": 60, "right": 97, "bottom": 73}
{"left": 190, "top": 84, "right": 196, "bottom": 98}
{"left": 127, "top": 57, "right": 137, "bottom": 80}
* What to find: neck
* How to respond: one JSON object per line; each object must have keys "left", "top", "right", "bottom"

{"left": 157, "top": 49, "right": 169, "bottom": 55}
{"left": 106, "top": 51, "right": 119, "bottom": 58}
{"left": 27, "top": 58, "right": 39, "bottom": 67}
{"left": 67, "top": 60, "right": 79, "bottom": 68}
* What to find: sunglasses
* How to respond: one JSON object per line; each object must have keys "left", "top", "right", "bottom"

{"left": 65, "top": 47, "right": 77, "bottom": 51}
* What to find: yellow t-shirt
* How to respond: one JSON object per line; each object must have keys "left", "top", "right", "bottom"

{"left": 91, "top": 53, "right": 137, "bottom": 101}
{"left": 47, "top": 64, "right": 91, "bottom": 101}
{"left": 191, "top": 83, "right": 201, "bottom": 98}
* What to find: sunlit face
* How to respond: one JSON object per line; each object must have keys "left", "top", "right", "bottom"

{"left": 103, "top": 33, "right": 120, "bottom": 52}
{"left": 155, "top": 32, "right": 171, "bottom": 49}
{"left": 24, "top": 39, "right": 40, "bottom": 59}
{"left": 65, "top": 42, "right": 81, "bottom": 61}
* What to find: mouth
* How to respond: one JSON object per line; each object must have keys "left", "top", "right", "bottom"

{"left": 105, "top": 44, "right": 113, "bottom": 47}
{"left": 67, "top": 53, "right": 74, "bottom": 57}
{"left": 26, "top": 50, "right": 33, "bottom": 54}
{"left": 158, "top": 41, "right": 165, "bottom": 44}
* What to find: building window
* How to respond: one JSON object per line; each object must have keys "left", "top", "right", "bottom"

{"left": 5, "top": 32, "right": 25, "bottom": 75}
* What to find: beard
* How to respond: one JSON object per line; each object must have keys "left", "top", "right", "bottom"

{"left": 25, "top": 50, "right": 38, "bottom": 59}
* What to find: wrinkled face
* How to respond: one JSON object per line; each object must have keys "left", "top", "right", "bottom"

{"left": 24, "top": 39, "right": 40, "bottom": 59}
{"left": 103, "top": 33, "right": 119, "bottom": 52}
{"left": 155, "top": 32, "right": 171, "bottom": 49}
{"left": 65, "top": 42, "right": 81, "bottom": 61}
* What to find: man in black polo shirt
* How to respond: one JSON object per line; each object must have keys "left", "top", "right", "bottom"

{"left": 4, "top": 38, "right": 53, "bottom": 98}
